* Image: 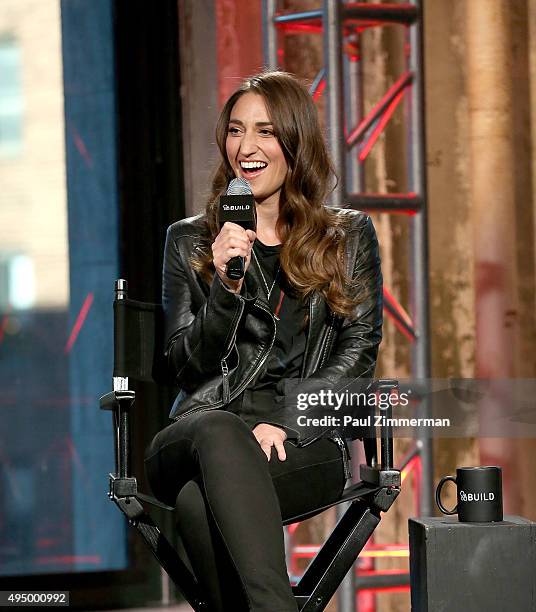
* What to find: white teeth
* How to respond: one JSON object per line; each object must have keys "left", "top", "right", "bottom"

{"left": 240, "top": 161, "right": 267, "bottom": 169}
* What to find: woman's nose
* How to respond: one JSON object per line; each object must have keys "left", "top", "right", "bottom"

{"left": 239, "top": 130, "right": 258, "bottom": 155}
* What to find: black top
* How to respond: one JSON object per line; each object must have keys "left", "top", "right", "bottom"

{"left": 250, "top": 239, "right": 307, "bottom": 388}
{"left": 229, "top": 239, "right": 307, "bottom": 433}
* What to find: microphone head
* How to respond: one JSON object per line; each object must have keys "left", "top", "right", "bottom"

{"left": 227, "top": 177, "right": 253, "bottom": 196}
{"left": 219, "top": 177, "right": 256, "bottom": 231}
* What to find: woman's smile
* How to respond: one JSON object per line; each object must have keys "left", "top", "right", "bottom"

{"left": 238, "top": 159, "right": 268, "bottom": 180}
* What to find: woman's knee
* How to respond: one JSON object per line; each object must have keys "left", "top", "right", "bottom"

{"left": 191, "top": 410, "right": 254, "bottom": 447}
{"left": 145, "top": 410, "right": 246, "bottom": 460}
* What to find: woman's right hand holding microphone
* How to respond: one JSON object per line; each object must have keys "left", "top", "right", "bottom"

{"left": 211, "top": 222, "right": 256, "bottom": 293}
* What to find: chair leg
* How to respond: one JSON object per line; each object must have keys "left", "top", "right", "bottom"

{"left": 293, "top": 500, "right": 381, "bottom": 612}
{"left": 137, "top": 519, "right": 205, "bottom": 608}
{"left": 114, "top": 497, "right": 209, "bottom": 611}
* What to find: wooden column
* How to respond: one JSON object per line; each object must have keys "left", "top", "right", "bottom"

{"left": 216, "top": 0, "right": 263, "bottom": 105}
{"left": 466, "top": 0, "right": 522, "bottom": 511}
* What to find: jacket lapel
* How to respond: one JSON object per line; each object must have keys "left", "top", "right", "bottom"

{"left": 246, "top": 255, "right": 270, "bottom": 308}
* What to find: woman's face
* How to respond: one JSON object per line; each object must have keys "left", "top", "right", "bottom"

{"left": 225, "top": 92, "right": 288, "bottom": 208}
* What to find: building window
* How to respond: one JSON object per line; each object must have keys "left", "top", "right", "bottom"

{"left": 0, "top": 253, "right": 35, "bottom": 310}
{"left": 0, "top": 36, "right": 23, "bottom": 157}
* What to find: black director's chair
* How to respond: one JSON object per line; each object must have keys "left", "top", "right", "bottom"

{"left": 100, "top": 279, "right": 401, "bottom": 611}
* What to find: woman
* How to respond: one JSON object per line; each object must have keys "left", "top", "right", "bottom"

{"left": 144, "top": 71, "right": 382, "bottom": 611}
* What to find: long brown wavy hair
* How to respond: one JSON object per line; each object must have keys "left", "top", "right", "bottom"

{"left": 191, "top": 70, "right": 361, "bottom": 318}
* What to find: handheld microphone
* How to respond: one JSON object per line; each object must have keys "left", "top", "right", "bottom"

{"left": 218, "top": 178, "right": 257, "bottom": 280}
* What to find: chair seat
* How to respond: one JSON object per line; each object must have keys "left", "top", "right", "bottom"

{"left": 129, "top": 478, "right": 383, "bottom": 526}
{"left": 282, "top": 480, "right": 382, "bottom": 525}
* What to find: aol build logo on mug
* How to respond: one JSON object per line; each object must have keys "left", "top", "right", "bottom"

{"left": 435, "top": 466, "right": 503, "bottom": 522}
{"left": 459, "top": 490, "right": 495, "bottom": 503}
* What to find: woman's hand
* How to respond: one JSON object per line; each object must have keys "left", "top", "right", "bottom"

{"left": 252, "top": 423, "right": 288, "bottom": 461}
{"left": 212, "top": 222, "right": 256, "bottom": 293}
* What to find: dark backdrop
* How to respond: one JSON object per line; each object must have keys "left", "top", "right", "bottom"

{"left": 114, "top": 0, "right": 187, "bottom": 607}
{"left": 0, "top": 0, "right": 187, "bottom": 608}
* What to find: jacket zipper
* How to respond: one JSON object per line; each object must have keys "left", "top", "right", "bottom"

{"left": 300, "top": 297, "right": 315, "bottom": 379}
{"left": 221, "top": 359, "right": 230, "bottom": 404}
{"left": 173, "top": 300, "right": 276, "bottom": 422}
{"left": 319, "top": 312, "right": 336, "bottom": 368}
{"left": 332, "top": 432, "right": 352, "bottom": 481}
{"left": 227, "top": 300, "right": 277, "bottom": 398}
{"left": 219, "top": 298, "right": 245, "bottom": 405}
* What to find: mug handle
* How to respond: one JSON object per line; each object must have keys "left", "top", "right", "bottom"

{"left": 435, "top": 475, "right": 458, "bottom": 515}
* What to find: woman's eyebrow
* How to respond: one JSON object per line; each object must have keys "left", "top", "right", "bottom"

{"left": 228, "top": 118, "right": 273, "bottom": 127}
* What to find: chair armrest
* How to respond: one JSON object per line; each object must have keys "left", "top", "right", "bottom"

{"left": 100, "top": 390, "right": 136, "bottom": 411}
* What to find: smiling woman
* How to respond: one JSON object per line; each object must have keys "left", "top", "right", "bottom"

{"left": 143, "top": 70, "right": 383, "bottom": 611}
{"left": 225, "top": 92, "right": 288, "bottom": 212}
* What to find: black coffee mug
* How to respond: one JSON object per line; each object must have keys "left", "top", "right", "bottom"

{"left": 435, "top": 466, "right": 503, "bottom": 522}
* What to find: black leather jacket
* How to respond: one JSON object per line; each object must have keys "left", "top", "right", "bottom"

{"left": 163, "top": 208, "right": 383, "bottom": 445}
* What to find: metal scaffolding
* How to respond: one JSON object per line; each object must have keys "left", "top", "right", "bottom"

{"left": 262, "top": 1, "right": 432, "bottom": 609}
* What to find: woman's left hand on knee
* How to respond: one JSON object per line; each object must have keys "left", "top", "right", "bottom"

{"left": 252, "top": 423, "right": 287, "bottom": 462}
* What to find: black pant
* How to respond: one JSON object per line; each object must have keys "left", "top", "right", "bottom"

{"left": 144, "top": 409, "right": 346, "bottom": 611}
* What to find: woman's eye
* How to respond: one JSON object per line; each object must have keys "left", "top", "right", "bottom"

{"left": 259, "top": 129, "right": 274, "bottom": 136}
{"left": 228, "top": 127, "right": 241, "bottom": 135}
